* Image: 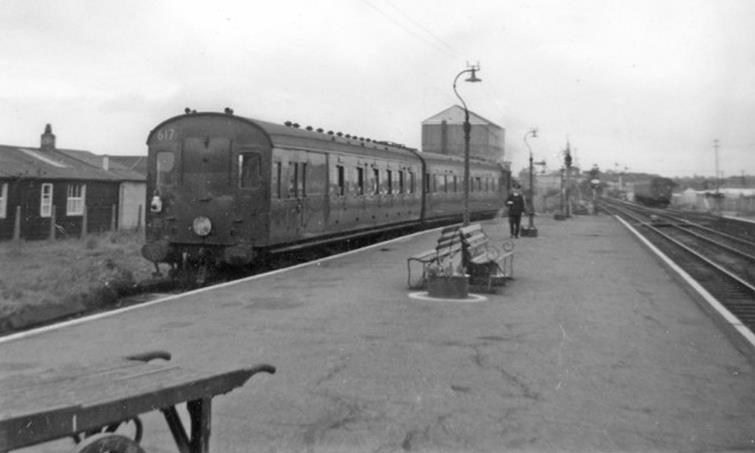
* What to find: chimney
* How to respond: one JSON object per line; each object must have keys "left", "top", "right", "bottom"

{"left": 40, "top": 123, "right": 56, "bottom": 151}
{"left": 102, "top": 155, "right": 110, "bottom": 171}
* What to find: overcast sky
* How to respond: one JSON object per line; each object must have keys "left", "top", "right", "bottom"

{"left": 1, "top": 0, "right": 753, "bottom": 178}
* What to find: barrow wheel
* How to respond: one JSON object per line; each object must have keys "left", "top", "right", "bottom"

{"left": 70, "top": 433, "right": 145, "bottom": 453}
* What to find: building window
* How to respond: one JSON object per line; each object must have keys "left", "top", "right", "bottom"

{"left": 66, "top": 183, "right": 86, "bottom": 216}
{"left": 0, "top": 182, "right": 6, "bottom": 219}
{"left": 238, "top": 153, "right": 261, "bottom": 188}
{"left": 40, "top": 183, "right": 53, "bottom": 218}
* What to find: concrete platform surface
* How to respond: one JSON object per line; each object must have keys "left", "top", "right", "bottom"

{"left": 4, "top": 214, "right": 755, "bottom": 452}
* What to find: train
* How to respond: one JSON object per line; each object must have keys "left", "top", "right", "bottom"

{"left": 141, "top": 109, "right": 511, "bottom": 279}
{"left": 632, "top": 177, "right": 675, "bottom": 208}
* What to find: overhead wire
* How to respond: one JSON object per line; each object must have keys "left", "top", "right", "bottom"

{"left": 383, "top": 0, "right": 459, "bottom": 58}
{"left": 359, "top": 0, "right": 456, "bottom": 59}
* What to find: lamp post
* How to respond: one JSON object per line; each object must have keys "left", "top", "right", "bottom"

{"left": 453, "top": 63, "right": 482, "bottom": 226}
{"left": 521, "top": 128, "right": 543, "bottom": 237}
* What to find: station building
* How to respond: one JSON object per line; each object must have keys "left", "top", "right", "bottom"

{"left": 0, "top": 125, "right": 146, "bottom": 241}
{"left": 421, "top": 105, "right": 506, "bottom": 163}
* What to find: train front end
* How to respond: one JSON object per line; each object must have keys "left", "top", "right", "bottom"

{"left": 142, "top": 111, "right": 272, "bottom": 277}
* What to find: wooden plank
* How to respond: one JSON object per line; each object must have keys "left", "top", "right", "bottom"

{"left": 0, "top": 364, "right": 274, "bottom": 451}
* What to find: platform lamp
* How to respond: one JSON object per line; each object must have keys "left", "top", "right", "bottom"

{"left": 453, "top": 63, "right": 482, "bottom": 226}
{"left": 521, "top": 128, "right": 545, "bottom": 237}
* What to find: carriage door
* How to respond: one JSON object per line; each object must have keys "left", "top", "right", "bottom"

{"left": 270, "top": 150, "right": 327, "bottom": 242}
{"left": 235, "top": 147, "right": 266, "bottom": 239}
{"left": 299, "top": 151, "right": 327, "bottom": 236}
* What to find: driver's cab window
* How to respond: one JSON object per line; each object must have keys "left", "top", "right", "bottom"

{"left": 156, "top": 152, "right": 175, "bottom": 187}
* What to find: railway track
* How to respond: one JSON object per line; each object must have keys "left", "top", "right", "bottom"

{"left": 601, "top": 198, "right": 755, "bottom": 331}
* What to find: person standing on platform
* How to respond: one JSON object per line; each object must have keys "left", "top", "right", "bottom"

{"left": 505, "top": 184, "right": 526, "bottom": 238}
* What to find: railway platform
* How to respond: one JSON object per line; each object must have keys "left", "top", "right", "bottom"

{"left": 3, "top": 214, "right": 755, "bottom": 452}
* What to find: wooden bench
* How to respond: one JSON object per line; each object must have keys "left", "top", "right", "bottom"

{"left": 406, "top": 225, "right": 465, "bottom": 289}
{"left": 458, "top": 224, "right": 514, "bottom": 291}
{"left": 0, "top": 351, "right": 275, "bottom": 453}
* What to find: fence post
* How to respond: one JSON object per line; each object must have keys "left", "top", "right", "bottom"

{"left": 81, "top": 204, "right": 88, "bottom": 238}
{"left": 13, "top": 205, "right": 21, "bottom": 241}
{"left": 49, "top": 206, "right": 56, "bottom": 240}
{"left": 136, "top": 204, "right": 143, "bottom": 232}
{"left": 111, "top": 204, "right": 117, "bottom": 232}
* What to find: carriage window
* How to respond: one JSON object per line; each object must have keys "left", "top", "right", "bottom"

{"left": 272, "top": 162, "right": 281, "bottom": 198}
{"left": 373, "top": 169, "right": 380, "bottom": 195}
{"left": 288, "top": 162, "right": 298, "bottom": 198}
{"left": 425, "top": 173, "right": 431, "bottom": 193}
{"left": 301, "top": 163, "right": 307, "bottom": 197}
{"left": 398, "top": 170, "right": 404, "bottom": 194}
{"left": 453, "top": 176, "right": 458, "bottom": 193}
{"left": 409, "top": 171, "right": 415, "bottom": 194}
{"left": 336, "top": 165, "right": 345, "bottom": 196}
{"left": 239, "top": 153, "right": 261, "bottom": 189}
{"left": 443, "top": 175, "right": 448, "bottom": 193}
{"left": 386, "top": 170, "right": 393, "bottom": 194}
{"left": 156, "top": 152, "right": 175, "bottom": 187}
{"left": 357, "top": 167, "right": 365, "bottom": 195}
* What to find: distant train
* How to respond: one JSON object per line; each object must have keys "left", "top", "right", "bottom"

{"left": 633, "top": 177, "right": 675, "bottom": 207}
{"left": 141, "top": 109, "right": 510, "bottom": 279}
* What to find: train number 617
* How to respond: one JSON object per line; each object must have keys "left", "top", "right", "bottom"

{"left": 156, "top": 128, "right": 176, "bottom": 141}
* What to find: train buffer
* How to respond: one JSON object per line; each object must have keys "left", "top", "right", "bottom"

{"left": 407, "top": 223, "right": 514, "bottom": 292}
{"left": 0, "top": 350, "right": 275, "bottom": 453}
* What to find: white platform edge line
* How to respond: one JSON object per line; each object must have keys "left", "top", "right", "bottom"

{"left": 0, "top": 225, "right": 452, "bottom": 344}
{"left": 615, "top": 215, "right": 755, "bottom": 347}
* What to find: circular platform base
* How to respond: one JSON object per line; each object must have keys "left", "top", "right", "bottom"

{"left": 408, "top": 292, "right": 488, "bottom": 303}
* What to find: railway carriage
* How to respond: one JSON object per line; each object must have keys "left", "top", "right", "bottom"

{"left": 142, "top": 109, "right": 507, "bottom": 278}
{"left": 633, "top": 177, "right": 675, "bottom": 208}
{"left": 421, "top": 152, "right": 503, "bottom": 222}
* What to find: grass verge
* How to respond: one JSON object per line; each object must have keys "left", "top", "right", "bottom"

{"left": 0, "top": 231, "right": 156, "bottom": 334}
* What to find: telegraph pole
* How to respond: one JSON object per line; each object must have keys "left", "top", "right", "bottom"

{"left": 564, "top": 141, "right": 572, "bottom": 218}
{"left": 714, "top": 139, "right": 720, "bottom": 195}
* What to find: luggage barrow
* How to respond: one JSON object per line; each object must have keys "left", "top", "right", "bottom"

{"left": 0, "top": 350, "right": 275, "bottom": 453}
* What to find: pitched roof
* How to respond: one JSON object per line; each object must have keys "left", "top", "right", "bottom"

{"left": 422, "top": 105, "right": 503, "bottom": 129}
{"left": 0, "top": 145, "right": 141, "bottom": 181}
{"left": 57, "top": 149, "right": 145, "bottom": 180}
